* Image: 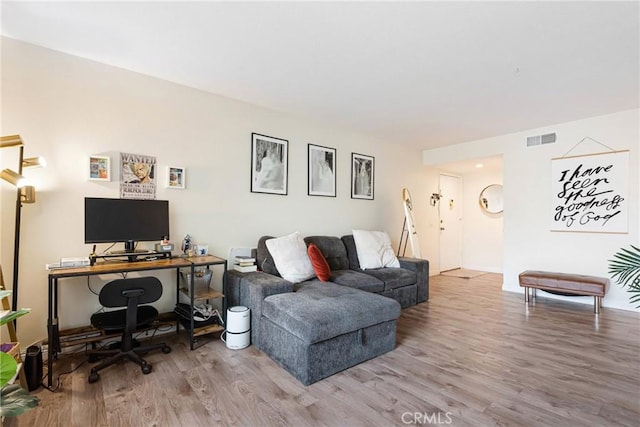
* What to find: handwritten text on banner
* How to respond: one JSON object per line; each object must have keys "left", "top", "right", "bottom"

{"left": 551, "top": 151, "right": 628, "bottom": 233}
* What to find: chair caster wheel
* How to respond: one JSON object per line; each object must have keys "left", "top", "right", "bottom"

{"left": 89, "top": 372, "right": 99, "bottom": 383}
{"left": 161, "top": 345, "right": 172, "bottom": 354}
{"left": 142, "top": 363, "right": 152, "bottom": 375}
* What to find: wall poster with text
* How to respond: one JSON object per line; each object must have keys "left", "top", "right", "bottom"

{"left": 551, "top": 150, "right": 628, "bottom": 233}
{"left": 120, "top": 152, "right": 157, "bottom": 200}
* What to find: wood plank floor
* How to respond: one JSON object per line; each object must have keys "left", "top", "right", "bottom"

{"left": 7, "top": 273, "right": 640, "bottom": 426}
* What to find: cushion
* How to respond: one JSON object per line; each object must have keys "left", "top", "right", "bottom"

{"left": 361, "top": 267, "right": 417, "bottom": 290}
{"left": 307, "top": 243, "right": 331, "bottom": 281}
{"left": 329, "top": 269, "right": 385, "bottom": 293}
{"left": 265, "top": 232, "right": 316, "bottom": 283}
{"left": 257, "top": 236, "right": 280, "bottom": 276}
{"left": 303, "top": 236, "right": 350, "bottom": 270}
{"left": 262, "top": 281, "right": 401, "bottom": 343}
{"left": 341, "top": 235, "right": 361, "bottom": 270}
{"left": 352, "top": 229, "right": 400, "bottom": 270}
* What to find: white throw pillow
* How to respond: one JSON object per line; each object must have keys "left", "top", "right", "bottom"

{"left": 265, "top": 232, "right": 316, "bottom": 283}
{"left": 352, "top": 229, "right": 400, "bottom": 270}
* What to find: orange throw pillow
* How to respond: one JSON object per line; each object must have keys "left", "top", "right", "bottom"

{"left": 307, "top": 243, "right": 331, "bottom": 282}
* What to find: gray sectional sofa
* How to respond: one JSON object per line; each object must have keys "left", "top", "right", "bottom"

{"left": 226, "top": 234, "right": 429, "bottom": 385}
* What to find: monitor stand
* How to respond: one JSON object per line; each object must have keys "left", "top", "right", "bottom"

{"left": 109, "top": 241, "right": 153, "bottom": 262}
{"left": 99, "top": 251, "right": 168, "bottom": 263}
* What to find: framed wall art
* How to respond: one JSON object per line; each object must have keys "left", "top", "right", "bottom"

{"left": 551, "top": 149, "right": 628, "bottom": 233}
{"left": 351, "top": 152, "right": 374, "bottom": 200}
{"left": 167, "top": 166, "right": 186, "bottom": 189}
{"left": 88, "top": 155, "right": 111, "bottom": 181}
{"left": 251, "top": 133, "right": 288, "bottom": 195}
{"left": 120, "top": 152, "right": 156, "bottom": 199}
{"left": 308, "top": 144, "right": 336, "bottom": 197}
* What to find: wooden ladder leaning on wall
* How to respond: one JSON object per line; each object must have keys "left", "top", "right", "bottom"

{"left": 0, "top": 265, "right": 29, "bottom": 390}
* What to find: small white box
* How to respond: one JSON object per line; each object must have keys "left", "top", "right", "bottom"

{"left": 155, "top": 243, "right": 174, "bottom": 253}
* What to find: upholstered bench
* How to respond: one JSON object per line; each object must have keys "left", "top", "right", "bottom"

{"left": 518, "top": 270, "right": 609, "bottom": 314}
{"left": 258, "top": 281, "right": 401, "bottom": 385}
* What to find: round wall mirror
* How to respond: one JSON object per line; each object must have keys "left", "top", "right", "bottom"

{"left": 479, "top": 184, "right": 503, "bottom": 214}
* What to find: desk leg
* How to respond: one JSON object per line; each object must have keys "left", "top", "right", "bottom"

{"left": 189, "top": 263, "right": 195, "bottom": 350}
{"left": 222, "top": 266, "right": 227, "bottom": 325}
{"left": 175, "top": 268, "right": 180, "bottom": 335}
{"left": 47, "top": 276, "right": 61, "bottom": 388}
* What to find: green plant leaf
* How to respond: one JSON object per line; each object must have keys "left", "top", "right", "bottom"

{"left": 609, "top": 245, "right": 640, "bottom": 309}
{"left": 0, "top": 309, "right": 31, "bottom": 327}
{"left": 0, "top": 384, "right": 40, "bottom": 417}
{"left": 0, "top": 352, "right": 18, "bottom": 388}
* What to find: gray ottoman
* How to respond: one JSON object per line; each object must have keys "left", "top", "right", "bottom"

{"left": 258, "top": 281, "right": 401, "bottom": 385}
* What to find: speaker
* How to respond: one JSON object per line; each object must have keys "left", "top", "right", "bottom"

{"left": 24, "top": 345, "right": 42, "bottom": 391}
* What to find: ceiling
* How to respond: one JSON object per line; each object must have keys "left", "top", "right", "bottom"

{"left": 1, "top": 1, "right": 639, "bottom": 152}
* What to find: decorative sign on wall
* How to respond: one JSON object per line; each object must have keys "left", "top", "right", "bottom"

{"left": 120, "top": 152, "right": 157, "bottom": 200}
{"left": 551, "top": 150, "right": 628, "bottom": 233}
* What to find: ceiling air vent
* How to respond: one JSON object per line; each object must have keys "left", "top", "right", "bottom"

{"left": 541, "top": 132, "right": 556, "bottom": 144}
{"left": 526, "top": 135, "right": 541, "bottom": 147}
{"left": 526, "top": 132, "right": 556, "bottom": 147}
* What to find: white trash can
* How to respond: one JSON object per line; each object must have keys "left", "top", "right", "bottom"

{"left": 222, "top": 306, "right": 250, "bottom": 349}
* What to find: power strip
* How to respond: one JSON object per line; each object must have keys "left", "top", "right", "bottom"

{"left": 45, "top": 257, "right": 91, "bottom": 270}
{"left": 60, "top": 257, "right": 90, "bottom": 267}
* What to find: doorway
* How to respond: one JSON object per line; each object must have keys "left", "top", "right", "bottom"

{"left": 439, "top": 174, "right": 462, "bottom": 272}
{"left": 433, "top": 155, "right": 504, "bottom": 277}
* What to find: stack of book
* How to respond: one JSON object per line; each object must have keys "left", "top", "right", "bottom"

{"left": 234, "top": 255, "right": 257, "bottom": 272}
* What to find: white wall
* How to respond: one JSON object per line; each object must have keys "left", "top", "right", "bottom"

{"left": 423, "top": 108, "right": 640, "bottom": 311}
{"left": 0, "top": 38, "right": 430, "bottom": 346}
{"left": 460, "top": 167, "right": 503, "bottom": 273}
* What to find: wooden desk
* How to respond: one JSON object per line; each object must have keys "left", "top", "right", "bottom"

{"left": 46, "top": 255, "right": 226, "bottom": 387}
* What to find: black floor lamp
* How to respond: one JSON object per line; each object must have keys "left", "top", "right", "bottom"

{"left": 1, "top": 135, "right": 45, "bottom": 328}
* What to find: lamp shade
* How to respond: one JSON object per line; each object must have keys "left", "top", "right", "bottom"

{"left": 1, "top": 169, "right": 28, "bottom": 187}
{"left": 22, "top": 156, "right": 46, "bottom": 168}
{"left": 0, "top": 135, "right": 24, "bottom": 148}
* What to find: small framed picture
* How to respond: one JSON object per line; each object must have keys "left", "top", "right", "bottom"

{"left": 351, "top": 153, "right": 374, "bottom": 200}
{"left": 308, "top": 144, "right": 336, "bottom": 197}
{"left": 251, "top": 133, "right": 288, "bottom": 195}
{"left": 167, "top": 166, "right": 186, "bottom": 189}
{"left": 89, "top": 155, "right": 111, "bottom": 181}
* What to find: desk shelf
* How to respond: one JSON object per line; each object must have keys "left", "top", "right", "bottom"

{"left": 179, "top": 288, "right": 223, "bottom": 301}
{"left": 178, "top": 255, "right": 227, "bottom": 350}
{"left": 193, "top": 324, "right": 224, "bottom": 337}
{"left": 46, "top": 312, "right": 177, "bottom": 350}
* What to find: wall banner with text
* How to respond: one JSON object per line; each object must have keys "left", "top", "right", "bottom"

{"left": 551, "top": 150, "right": 628, "bottom": 233}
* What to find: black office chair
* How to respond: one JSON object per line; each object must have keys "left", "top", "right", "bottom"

{"left": 88, "top": 276, "right": 171, "bottom": 383}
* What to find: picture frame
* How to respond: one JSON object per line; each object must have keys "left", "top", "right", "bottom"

{"left": 351, "top": 153, "right": 374, "bottom": 200}
{"left": 167, "top": 166, "right": 186, "bottom": 189}
{"left": 308, "top": 144, "right": 336, "bottom": 197}
{"left": 88, "top": 155, "right": 111, "bottom": 181}
{"left": 120, "top": 152, "right": 157, "bottom": 200}
{"left": 251, "top": 133, "right": 288, "bottom": 195}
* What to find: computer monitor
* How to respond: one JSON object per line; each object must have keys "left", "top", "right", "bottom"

{"left": 84, "top": 197, "right": 169, "bottom": 253}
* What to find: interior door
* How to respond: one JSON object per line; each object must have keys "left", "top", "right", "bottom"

{"left": 439, "top": 174, "right": 462, "bottom": 272}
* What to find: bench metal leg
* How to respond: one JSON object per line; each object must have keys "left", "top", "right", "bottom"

{"left": 523, "top": 287, "right": 538, "bottom": 303}
{"left": 594, "top": 296, "right": 602, "bottom": 314}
